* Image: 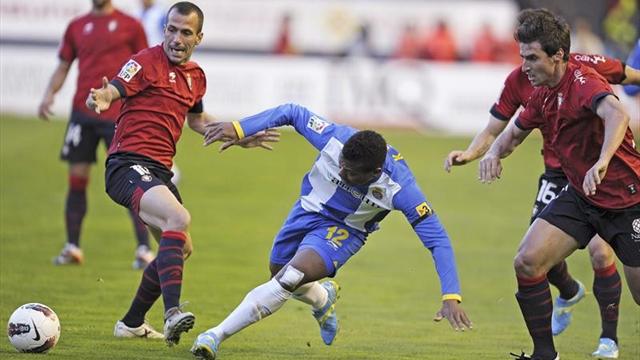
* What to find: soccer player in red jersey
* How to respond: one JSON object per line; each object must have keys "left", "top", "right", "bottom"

{"left": 37, "top": 0, "right": 154, "bottom": 269}
{"left": 85, "top": 1, "right": 278, "bottom": 345}
{"left": 444, "top": 43, "right": 640, "bottom": 359}
{"left": 477, "top": 9, "right": 640, "bottom": 360}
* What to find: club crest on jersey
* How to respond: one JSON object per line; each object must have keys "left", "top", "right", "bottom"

{"left": 557, "top": 92, "right": 564, "bottom": 107}
{"left": 371, "top": 187, "right": 384, "bottom": 200}
{"left": 108, "top": 20, "right": 118, "bottom": 32}
{"left": 307, "top": 115, "right": 331, "bottom": 134}
{"left": 415, "top": 202, "right": 432, "bottom": 217}
{"left": 118, "top": 60, "right": 142, "bottom": 83}
{"left": 83, "top": 22, "right": 94, "bottom": 34}
{"left": 169, "top": 72, "right": 176, "bottom": 83}
{"left": 186, "top": 74, "right": 192, "bottom": 90}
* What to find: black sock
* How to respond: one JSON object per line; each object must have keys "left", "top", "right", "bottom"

{"left": 122, "top": 259, "right": 161, "bottom": 327}
{"left": 65, "top": 175, "right": 88, "bottom": 247}
{"left": 515, "top": 275, "right": 557, "bottom": 360}
{"left": 593, "top": 263, "right": 620, "bottom": 343}
{"left": 546, "top": 260, "right": 579, "bottom": 300}
{"left": 157, "top": 231, "right": 186, "bottom": 313}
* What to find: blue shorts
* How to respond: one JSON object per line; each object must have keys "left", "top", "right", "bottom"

{"left": 105, "top": 152, "right": 181, "bottom": 215}
{"left": 270, "top": 208, "right": 366, "bottom": 277}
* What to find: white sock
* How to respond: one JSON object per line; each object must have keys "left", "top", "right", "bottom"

{"left": 208, "top": 278, "right": 292, "bottom": 342}
{"left": 292, "top": 281, "right": 328, "bottom": 310}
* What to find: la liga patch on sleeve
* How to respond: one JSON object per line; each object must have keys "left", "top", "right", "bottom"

{"left": 117, "top": 59, "right": 142, "bottom": 82}
{"left": 307, "top": 115, "right": 331, "bottom": 134}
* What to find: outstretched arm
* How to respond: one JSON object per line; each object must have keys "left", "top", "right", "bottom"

{"left": 444, "top": 115, "right": 508, "bottom": 172}
{"left": 478, "top": 121, "right": 531, "bottom": 183}
{"left": 85, "top": 77, "right": 121, "bottom": 114}
{"left": 583, "top": 95, "right": 630, "bottom": 196}
{"left": 38, "top": 60, "right": 71, "bottom": 121}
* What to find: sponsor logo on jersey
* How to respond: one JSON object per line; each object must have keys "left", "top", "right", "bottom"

{"left": 392, "top": 153, "right": 404, "bottom": 161}
{"left": 329, "top": 175, "right": 382, "bottom": 208}
{"left": 628, "top": 183, "right": 637, "bottom": 195}
{"left": 415, "top": 202, "right": 432, "bottom": 217}
{"left": 573, "top": 70, "right": 587, "bottom": 85}
{"left": 118, "top": 60, "right": 142, "bottom": 83}
{"left": 307, "top": 115, "right": 331, "bottom": 134}
{"left": 573, "top": 54, "right": 606, "bottom": 64}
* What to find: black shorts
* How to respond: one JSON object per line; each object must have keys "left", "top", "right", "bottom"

{"left": 530, "top": 169, "right": 568, "bottom": 224}
{"left": 60, "top": 111, "right": 115, "bottom": 163}
{"left": 538, "top": 185, "right": 640, "bottom": 267}
{"left": 105, "top": 152, "right": 182, "bottom": 215}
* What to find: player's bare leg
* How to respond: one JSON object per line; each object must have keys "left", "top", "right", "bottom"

{"left": 513, "top": 219, "right": 580, "bottom": 360}
{"left": 623, "top": 265, "right": 640, "bottom": 305}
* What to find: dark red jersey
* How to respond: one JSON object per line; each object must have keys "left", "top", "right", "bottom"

{"left": 490, "top": 53, "right": 626, "bottom": 170}
{"left": 59, "top": 9, "right": 148, "bottom": 121}
{"left": 515, "top": 62, "right": 640, "bottom": 209}
{"left": 108, "top": 45, "right": 207, "bottom": 169}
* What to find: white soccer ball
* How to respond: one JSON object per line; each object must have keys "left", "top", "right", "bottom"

{"left": 7, "top": 303, "right": 60, "bottom": 353}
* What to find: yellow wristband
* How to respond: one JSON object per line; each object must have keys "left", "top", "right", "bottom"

{"left": 231, "top": 120, "right": 245, "bottom": 140}
{"left": 442, "top": 294, "right": 462, "bottom": 303}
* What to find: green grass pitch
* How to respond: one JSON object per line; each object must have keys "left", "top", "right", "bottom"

{"left": 1, "top": 115, "right": 638, "bottom": 359}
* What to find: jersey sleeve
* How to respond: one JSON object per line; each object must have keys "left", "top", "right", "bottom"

{"left": 392, "top": 180, "right": 462, "bottom": 299}
{"left": 514, "top": 92, "right": 542, "bottom": 131}
{"left": 58, "top": 22, "right": 76, "bottom": 63}
{"left": 238, "top": 103, "right": 349, "bottom": 151}
{"left": 110, "top": 52, "right": 153, "bottom": 98}
{"left": 575, "top": 71, "right": 616, "bottom": 113}
{"left": 571, "top": 53, "right": 626, "bottom": 84}
{"left": 490, "top": 67, "right": 525, "bottom": 121}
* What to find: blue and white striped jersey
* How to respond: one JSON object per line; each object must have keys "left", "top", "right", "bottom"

{"left": 238, "top": 104, "right": 462, "bottom": 297}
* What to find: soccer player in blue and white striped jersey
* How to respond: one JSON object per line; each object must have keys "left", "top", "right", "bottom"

{"left": 191, "top": 103, "right": 472, "bottom": 359}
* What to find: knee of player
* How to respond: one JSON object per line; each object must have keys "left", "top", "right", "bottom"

{"left": 276, "top": 265, "right": 305, "bottom": 292}
{"left": 589, "top": 250, "right": 614, "bottom": 269}
{"left": 513, "top": 252, "right": 543, "bottom": 277}
{"left": 168, "top": 208, "right": 191, "bottom": 231}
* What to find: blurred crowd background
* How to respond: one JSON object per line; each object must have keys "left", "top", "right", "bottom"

{"left": 1, "top": 0, "right": 638, "bottom": 135}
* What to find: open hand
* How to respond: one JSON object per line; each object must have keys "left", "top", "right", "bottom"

{"left": 433, "top": 299, "right": 472, "bottom": 331}
{"left": 444, "top": 150, "right": 471, "bottom": 172}
{"left": 219, "top": 129, "right": 280, "bottom": 152}
{"left": 85, "top": 77, "right": 112, "bottom": 114}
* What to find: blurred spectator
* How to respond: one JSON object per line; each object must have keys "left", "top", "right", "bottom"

{"left": 345, "top": 22, "right": 376, "bottom": 57}
{"left": 603, "top": 0, "right": 638, "bottom": 59}
{"left": 469, "top": 23, "right": 500, "bottom": 62}
{"left": 392, "top": 24, "right": 421, "bottom": 59}
{"left": 137, "top": 0, "right": 165, "bottom": 46}
{"left": 571, "top": 17, "right": 604, "bottom": 54}
{"left": 273, "top": 13, "right": 297, "bottom": 55}
{"left": 421, "top": 20, "right": 458, "bottom": 62}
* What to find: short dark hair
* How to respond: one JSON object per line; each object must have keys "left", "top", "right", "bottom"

{"left": 514, "top": 8, "right": 570, "bottom": 61}
{"left": 167, "top": 1, "right": 204, "bottom": 33}
{"left": 342, "top": 130, "right": 387, "bottom": 171}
